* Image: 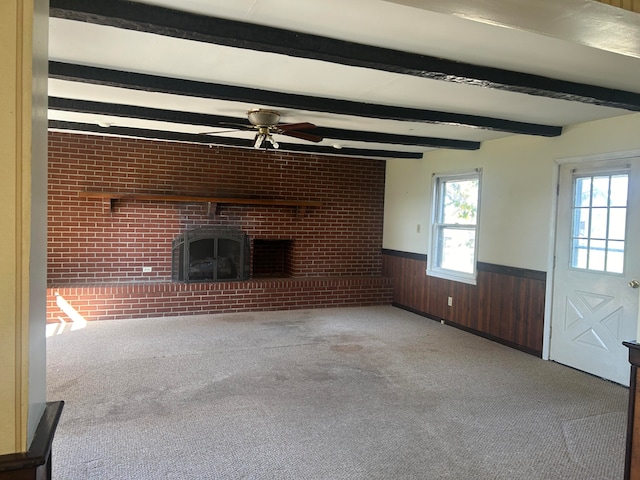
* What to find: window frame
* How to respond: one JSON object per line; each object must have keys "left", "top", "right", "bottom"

{"left": 427, "top": 169, "right": 482, "bottom": 285}
{"left": 569, "top": 168, "right": 629, "bottom": 275}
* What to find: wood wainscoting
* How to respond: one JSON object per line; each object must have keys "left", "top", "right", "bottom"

{"left": 382, "top": 249, "right": 546, "bottom": 356}
{"left": 595, "top": 0, "right": 640, "bottom": 14}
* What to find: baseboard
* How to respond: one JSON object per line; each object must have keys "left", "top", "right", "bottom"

{"left": 392, "top": 303, "right": 542, "bottom": 358}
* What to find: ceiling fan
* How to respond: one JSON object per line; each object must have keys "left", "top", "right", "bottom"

{"left": 205, "top": 109, "right": 323, "bottom": 149}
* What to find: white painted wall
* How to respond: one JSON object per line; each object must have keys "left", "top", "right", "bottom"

{"left": 383, "top": 112, "right": 640, "bottom": 272}
{"left": 0, "top": 0, "right": 47, "bottom": 453}
{"left": 28, "top": 0, "right": 49, "bottom": 445}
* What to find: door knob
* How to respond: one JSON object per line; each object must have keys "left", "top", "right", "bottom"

{"left": 629, "top": 280, "right": 640, "bottom": 289}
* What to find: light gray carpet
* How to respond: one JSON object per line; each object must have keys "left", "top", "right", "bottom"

{"left": 47, "top": 306, "right": 628, "bottom": 479}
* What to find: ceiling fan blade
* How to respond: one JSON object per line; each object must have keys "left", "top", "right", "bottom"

{"left": 277, "top": 122, "right": 316, "bottom": 131}
{"left": 280, "top": 129, "right": 323, "bottom": 143}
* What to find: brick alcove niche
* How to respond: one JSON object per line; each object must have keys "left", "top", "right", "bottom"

{"left": 252, "top": 239, "right": 294, "bottom": 278}
{"left": 46, "top": 132, "right": 392, "bottom": 323}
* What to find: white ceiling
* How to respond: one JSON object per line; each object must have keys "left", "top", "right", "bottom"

{"left": 48, "top": 0, "right": 640, "bottom": 159}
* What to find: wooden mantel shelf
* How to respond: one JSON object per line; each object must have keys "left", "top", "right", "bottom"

{"left": 79, "top": 191, "right": 322, "bottom": 216}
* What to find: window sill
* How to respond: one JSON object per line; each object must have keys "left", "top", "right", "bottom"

{"left": 426, "top": 268, "right": 477, "bottom": 285}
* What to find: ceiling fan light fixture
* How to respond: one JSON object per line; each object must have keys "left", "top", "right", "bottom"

{"left": 248, "top": 108, "right": 280, "bottom": 127}
{"left": 254, "top": 133, "right": 265, "bottom": 149}
{"left": 242, "top": 109, "right": 320, "bottom": 149}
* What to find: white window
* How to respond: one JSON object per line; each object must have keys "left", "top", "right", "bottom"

{"left": 570, "top": 171, "right": 628, "bottom": 274}
{"left": 427, "top": 169, "right": 481, "bottom": 284}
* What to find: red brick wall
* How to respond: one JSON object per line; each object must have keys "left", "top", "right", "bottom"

{"left": 47, "top": 132, "right": 391, "bottom": 321}
{"left": 48, "top": 132, "right": 386, "bottom": 285}
{"left": 47, "top": 277, "right": 393, "bottom": 322}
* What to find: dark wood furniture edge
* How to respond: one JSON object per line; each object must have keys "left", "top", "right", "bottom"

{"left": 624, "top": 341, "right": 640, "bottom": 367}
{"left": 624, "top": 341, "right": 640, "bottom": 480}
{"left": 0, "top": 401, "right": 64, "bottom": 478}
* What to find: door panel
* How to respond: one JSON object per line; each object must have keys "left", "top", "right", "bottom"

{"left": 550, "top": 157, "right": 640, "bottom": 386}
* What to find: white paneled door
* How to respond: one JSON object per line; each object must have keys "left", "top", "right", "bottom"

{"left": 550, "top": 157, "right": 640, "bottom": 386}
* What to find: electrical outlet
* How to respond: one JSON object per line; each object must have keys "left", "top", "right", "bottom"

{"left": 447, "top": 296, "right": 453, "bottom": 307}
{"left": 143, "top": 266, "right": 152, "bottom": 273}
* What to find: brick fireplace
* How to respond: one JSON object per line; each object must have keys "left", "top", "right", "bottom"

{"left": 46, "top": 132, "right": 392, "bottom": 322}
{"left": 171, "top": 227, "right": 251, "bottom": 282}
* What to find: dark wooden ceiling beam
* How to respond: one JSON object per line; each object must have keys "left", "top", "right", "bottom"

{"left": 48, "top": 120, "right": 424, "bottom": 159}
{"left": 48, "top": 97, "right": 481, "bottom": 150}
{"left": 308, "top": 127, "right": 478, "bottom": 150}
{"left": 49, "top": 0, "right": 640, "bottom": 111}
{"left": 48, "top": 97, "right": 246, "bottom": 131}
{"left": 49, "top": 61, "right": 561, "bottom": 137}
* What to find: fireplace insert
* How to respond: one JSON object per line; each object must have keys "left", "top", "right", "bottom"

{"left": 172, "top": 228, "right": 250, "bottom": 282}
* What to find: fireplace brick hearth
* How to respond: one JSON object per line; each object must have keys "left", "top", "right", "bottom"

{"left": 47, "top": 132, "right": 391, "bottom": 321}
{"left": 47, "top": 277, "right": 392, "bottom": 322}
